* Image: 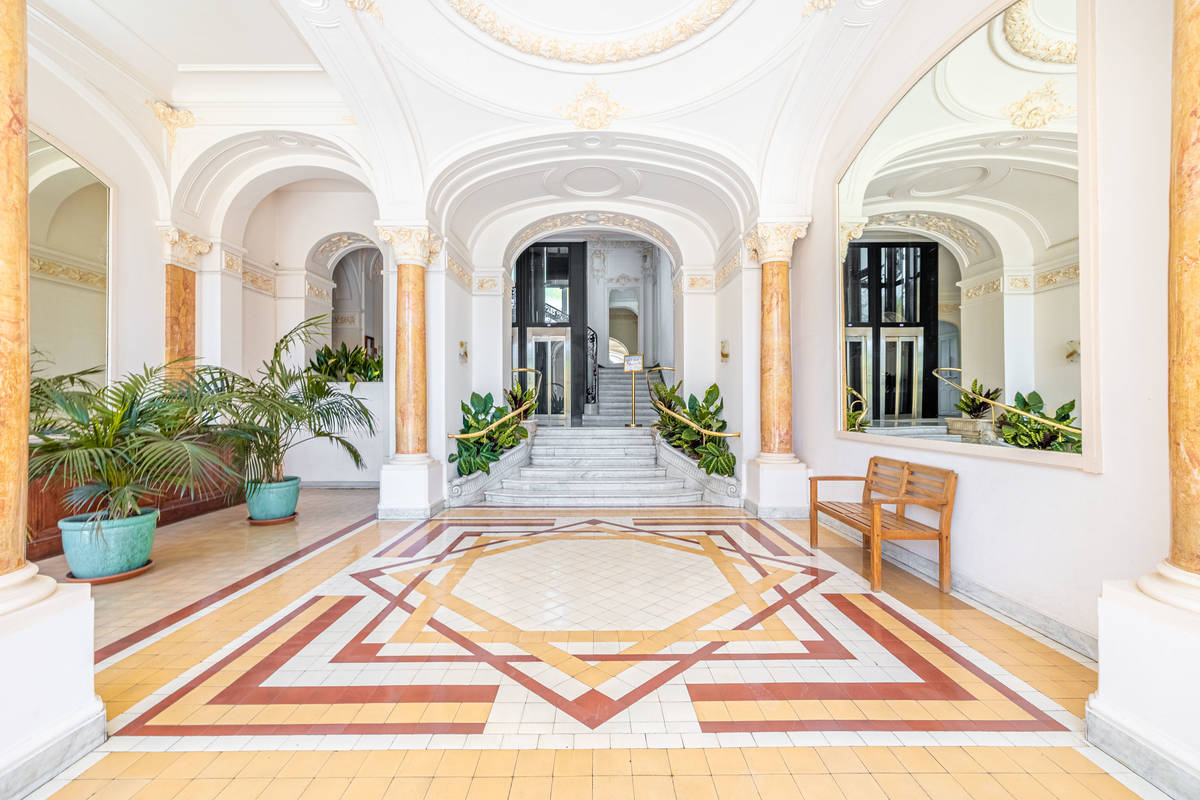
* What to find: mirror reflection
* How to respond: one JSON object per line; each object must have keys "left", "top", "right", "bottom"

{"left": 838, "top": 0, "right": 1081, "bottom": 453}
{"left": 28, "top": 131, "right": 109, "bottom": 376}
{"left": 608, "top": 288, "right": 639, "bottom": 363}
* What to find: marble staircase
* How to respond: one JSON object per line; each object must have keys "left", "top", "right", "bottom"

{"left": 582, "top": 365, "right": 659, "bottom": 427}
{"left": 484, "top": 427, "right": 703, "bottom": 506}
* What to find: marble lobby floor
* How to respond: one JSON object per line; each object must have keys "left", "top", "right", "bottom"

{"left": 32, "top": 495, "right": 1164, "bottom": 799}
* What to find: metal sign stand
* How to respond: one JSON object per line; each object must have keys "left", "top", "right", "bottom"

{"left": 624, "top": 354, "right": 644, "bottom": 428}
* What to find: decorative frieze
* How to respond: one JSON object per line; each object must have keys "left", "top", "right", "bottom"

{"left": 867, "top": 213, "right": 980, "bottom": 254}
{"left": 609, "top": 273, "right": 642, "bottom": 287}
{"left": 333, "top": 314, "right": 359, "bottom": 326}
{"left": 1002, "top": 0, "right": 1077, "bottom": 65}
{"left": 556, "top": 80, "right": 626, "bottom": 130}
{"left": 1006, "top": 80, "right": 1074, "bottom": 129}
{"left": 222, "top": 251, "right": 243, "bottom": 275}
{"left": 504, "top": 211, "right": 681, "bottom": 269}
{"left": 686, "top": 275, "right": 714, "bottom": 291}
{"left": 938, "top": 302, "right": 961, "bottom": 314}
{"left": 162, "top": 227, "right": 212, "bottom": 268}
{"left": 746, "top": 221, "right": 809, "bottom": 263}
{"left": 306, "top": 281, "right": 332, "bottom": 302}
{"left": 1036, "top": 263, "right": 1080, "bottom": 289}
{"left": 29, "top": 257, "right": 106, "bottom": 290}
{"left": 447, "top": 256, "right": 471, "bottom": 288}
{"left": 716, "top": 252, "right": 741, "bottom": 285}
{"left": 475, "top": 277, "right": 499, "bottom": 292}
{"left": 242, "top": 270, "right": 275, "bottom": 295}
{"left": 964, "top": 279, "right": 1002, "bottom": 300}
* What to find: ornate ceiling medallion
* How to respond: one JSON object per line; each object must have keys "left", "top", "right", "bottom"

{"left": 1005, "top": 80, "right": 1074, "bottom": 129}
{"left": 1002, "top": 0, "right": 1077, "bottom": 65}
{"left": 447, "top": 0, "right": 736, "bottom": 64}
{"left": 556, "top": 80, "right": 626, "bottom": 130}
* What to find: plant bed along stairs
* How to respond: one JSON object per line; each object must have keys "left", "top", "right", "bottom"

{"left": 484, "top": 427, "right": 703, "bottom": 507}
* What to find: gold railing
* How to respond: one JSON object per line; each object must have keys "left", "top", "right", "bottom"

{"left": 447, "top": 368, "right": 542, "bottom": 441}
{"left": 931, "top": 367, "right": 1082, "bottom": 435}
{"left": 644, "top": 366, "right": 741, "bottom": 440}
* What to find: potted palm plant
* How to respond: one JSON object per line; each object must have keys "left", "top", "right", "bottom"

{"left": 28, "top": 366, "right": 240, "bottom": 581}
{"left": 232, "top": 318, "right": 377, "bottom": 523}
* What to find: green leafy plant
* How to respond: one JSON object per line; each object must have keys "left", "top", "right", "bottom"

{"left": 29, "top": 353, "right": 103, "bottom": 433}
{"left": 845, "top": 387, "right": 870, "bottom": 433}
{"left": 28, "top": 366, "right": 242, "bottom": 521}
{"left": 997, "top": 391, "right": 1082, "bottom": 453}
{"left": 503, "top": 382, "right": 539, "bottom": 422}
{"left": 448, "top": 392, "right": 530, "bottom": 477}
{"left": 307, "top": 342, "right": 382, "bottom": 389}
{"left": 229, "top": 317, "right": 377, "bottom": 485}
{"left": 955, "top": 380, "right": 1003, "bottom": 419}
{"left": 651, "top": 381, "right": 737, "bottom": 477}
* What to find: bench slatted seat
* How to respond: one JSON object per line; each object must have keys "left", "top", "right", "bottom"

{"left": 809, "top": 457, "right": 958, "bottom": 593}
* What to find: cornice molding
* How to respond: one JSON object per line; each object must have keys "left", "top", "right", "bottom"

{"left": 1002, "top": 0, "right": 1077, "bottom": 65}
{"left": 30, "top": 256, "right": 106, "bottom": 290}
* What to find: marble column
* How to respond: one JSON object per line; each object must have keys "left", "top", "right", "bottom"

{"left": 376, "top": 226, "right": 441, "bottom": 519}
{"left": 1087, "top": 7, "right": 1200, "bottom": 794}
{"left": 0, "top": 4, "right": 107, "bottom": 793}
{"left": 745, "top": 221, "right": 810, "bottom": 518}
{"left": 0, "top": 0, "right": 29, "bottom": 581}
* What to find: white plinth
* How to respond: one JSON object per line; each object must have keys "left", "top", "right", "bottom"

{"left": 378, "top": 453, "right": 444, "bottom": 519}
{"left": 0, "top": 577, "right": 106, "bottom": 799}
{"left": 744, "top": 453, "right": 811, "bottom": 519}
{"left": 1087, "top": 577, "right": 1200, "bottom": 800}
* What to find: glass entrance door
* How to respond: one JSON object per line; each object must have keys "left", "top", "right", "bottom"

{"left": 526, "top": 327, "right": 571, "bottom": 421}
{"left": 881, "top": 328, "right": 923, "bottom": 420}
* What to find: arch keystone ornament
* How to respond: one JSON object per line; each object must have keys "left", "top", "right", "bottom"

{"left": 555, "top": 80, "right": 626, "bottom": 130}
{"left": 745, "top": 220, "right": 812, "bottom": 519}
{"left": 377, "top": 225, "right": 444, "bottom": 520}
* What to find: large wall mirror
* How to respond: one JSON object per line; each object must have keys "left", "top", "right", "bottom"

{"left": 837, "top": 0, "right": 1082, "bottom": 456}
{"left": 28, "top": 131, "right": 110, "bottom": 376}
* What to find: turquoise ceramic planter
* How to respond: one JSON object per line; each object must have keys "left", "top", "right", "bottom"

{"left": 59, "top": 509, "right": 158, "bottom": 579}
{"left": 246, "top": 476, "right": 301, "bottom": 521}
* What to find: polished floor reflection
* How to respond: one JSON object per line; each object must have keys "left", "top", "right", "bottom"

{"left": 35, "top": 496, "right": 1162, "bottom": 799}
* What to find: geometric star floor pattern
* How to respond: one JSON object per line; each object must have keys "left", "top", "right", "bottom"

{"left": 35, "top": 498, "right": 1165, "bottom": 799}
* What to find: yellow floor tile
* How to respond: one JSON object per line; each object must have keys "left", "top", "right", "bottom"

{"left": 592, "top": 775, "right": 635, "bottom": 800}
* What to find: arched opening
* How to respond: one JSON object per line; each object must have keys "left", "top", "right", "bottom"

{"left": 330, "top": 248, "right": 384, "bottom": 355}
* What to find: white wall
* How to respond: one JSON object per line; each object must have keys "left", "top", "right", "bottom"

{"left": 241, "top": 284, "right": 276, "bottom": 374}
{"left": 792, "top": 0, "right": 1172, "bottom": 648}
{"left": 30, "top": 278, "right": 106, "bottom": 375}
{"left": 715, "top": 274, "right": 746, "bottom": 473}
{"left": 439, "top": 273, "right": 474, "bottom": 468}
{"left": 1034, "top": 283, "right": 1083, "bottom": 410}
{"left": 960, "top": 293, "right": 1005, "bottom": 393}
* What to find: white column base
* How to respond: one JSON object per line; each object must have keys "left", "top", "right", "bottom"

{"left": 378, "top": 454, "right": 445, "bottom": 520}
{"left": 1086, "top": 577, "right": 1200, "bottom": 800}
{"left": 744, "top": 453, "right": 811, "bottom": 519}
{"left": 0, "top": 576, "right": 106, "bottom": 800}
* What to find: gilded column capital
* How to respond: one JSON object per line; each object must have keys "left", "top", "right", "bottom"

{"left": 161, "top": 227, "right": 213, "bottom": 268}
{"left": 746, "top": 221, "right": 810, "bottom": 264}
{"left": 378, "top": 226, "right": 440, "bottom": 266}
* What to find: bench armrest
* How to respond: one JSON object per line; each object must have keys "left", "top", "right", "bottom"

{"left": 868, "top": 496, "right": 947, "bottom": 509}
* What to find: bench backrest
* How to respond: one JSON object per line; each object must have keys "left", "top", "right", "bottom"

{"left": 863, "top": 456, "right": 958, "bottom": 523}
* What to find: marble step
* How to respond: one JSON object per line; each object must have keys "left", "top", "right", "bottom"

{"left": 517, "top": 466, "right": 668, "bottom": 480}
{"left": 499, "top": 478, "right": 688, "bottom": 494}
{"left": 530, "top": 456, "right": 659, "bottom": 467}
{"left": 484, "top": 489, "right": 703, "bottom": 507}
{"left": 580, "top": 419, "right": 658, "bottom": 428}
{"left": 529, "top": 445, "right": 658, "bottom": 457}
{"left": 534, "top": 427, "right": 653, "bottom": 437}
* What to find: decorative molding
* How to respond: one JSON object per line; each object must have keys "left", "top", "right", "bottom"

{"left": 588, "top": 247, "right": 607, "bottom": 281}
{"left": 686, "top": 275, "right": 714, "bottom": 291}
{"left": 447, "top": 256, "right": 471, "bottom": 287}
{"left": 378, "top": 226, "right": 436, "bottom": 266}
{"left": 746, "top": 221, "right": 809, "bottom": 263}
{"left": 1007, "top": 275, "right": 1033, "bottom": 292}
{"left": 222, "top": 251, "right": 243, "bottom": 275}
{"left": 315, "top": 232, "right": 372, "bottom": 261}
{"left": 162, "top": 227, "right": 212, "bottom": 268}
{"left": 29, "top": 257, "right": 106, "bottom": 290}
{"left": 1002, "top": 0, "right": 1077, "bottom": 65}
{"left": 964, "top": 279, "right": 1001, "bottom": 300}
{"left": 1036, "top": 263, "right": 1080, "bottom": 289}
{"left": 333, "top": 313, "right": 359, "bottom": 326}
{"left": 147, "top": 101, "right": 195, "bottom": 150}
{"left": 242, "top": 270, "right": 275, "bottom": 295}
{"left": 938, "top": 302, "right": 961, "bottom": 314}
{"left": 1006, "top": 80, "right": 1074, "bottom": 129}
{"left": 306, "top": 281, "right": 332, "bottom": 302}
{"left": 866, "top": 212, "right": 981, "bottom": 254}
{"left": 716, "top": 252, "right": 741, "bottom": 285}
{"left": 609, "top": 273, "right": 642, "bottom": 287}
{"left": 475, "top": 277, "right": 499, "bottom": 292}
{"left": 555, "top": 80, "right": 626, "bottom": 130}
{"left": 504, "top": 211, "right": 682, "bottom": 269}
{"left": 838, "top": 221, "right": 867, "bottom": 262}
{"left": 345, "top": 0, "right": 383, "bottom": 20}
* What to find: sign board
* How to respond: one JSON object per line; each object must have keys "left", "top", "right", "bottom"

{"left": 623, "top": 354, "right": 644, "bottom": 373}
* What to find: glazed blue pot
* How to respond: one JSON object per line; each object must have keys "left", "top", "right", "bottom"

{"left": 245, "top": 476, "right": 301, "bottom": 521}
{"left": 59, "top": 509, "right": 158, "bottom": 579}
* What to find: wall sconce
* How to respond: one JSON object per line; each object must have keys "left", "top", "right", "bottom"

{"left": 459, "top": 340, "right": 469, "bottom": 364}
{"left": 720, "top": 340, "right": 730, "bottom": 363}
{"left": 1065, "top": 339, "right": 1080, "bottom": 363}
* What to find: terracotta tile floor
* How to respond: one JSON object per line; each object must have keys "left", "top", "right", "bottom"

{"left": 32, "top": 498, "right": 1163, "bottom": 799}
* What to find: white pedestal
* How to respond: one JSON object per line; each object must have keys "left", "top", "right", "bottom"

{"left": 1087, "top": 576, "right": 1200, "bottom": 799}
{"left": 744, "top": 453, "right": 811, "bottom": 519}
{"left": 378, "top": 453, "right": 444, "bottom": 519}
{"left": 0, "top": 573, "right": 105, "bottom": 799}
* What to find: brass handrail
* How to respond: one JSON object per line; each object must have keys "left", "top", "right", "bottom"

{"left": 447, "top": 368, "right": 542, "bottom": 441}
{"left": 644, "top": 366, "right": 741, "bottom": 439}
{"left": 931, "top": 367, "right": 1082, "bottom": 435}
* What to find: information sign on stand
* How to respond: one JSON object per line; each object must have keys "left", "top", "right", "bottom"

{"left": 623, "top": 355, "right": 644, "bottom": 427}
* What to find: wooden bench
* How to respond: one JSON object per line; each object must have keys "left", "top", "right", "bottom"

{"left": 809, "top": 457, "right": 958, "bottom": 593}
